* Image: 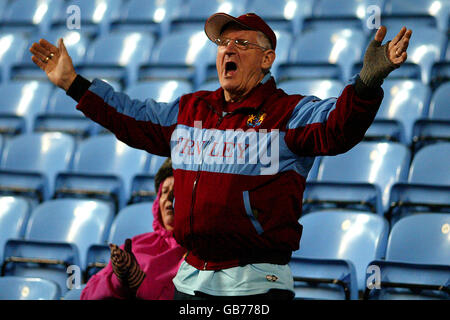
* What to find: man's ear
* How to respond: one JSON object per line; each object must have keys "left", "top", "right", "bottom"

{"left": 261, "top": 49, "right": 276, "bottom": 70}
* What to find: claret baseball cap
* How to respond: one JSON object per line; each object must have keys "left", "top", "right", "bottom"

{"left": 204, "top": 12, "right": 277, "bottom": 50}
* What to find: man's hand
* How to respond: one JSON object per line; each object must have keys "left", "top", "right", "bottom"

{"left": 29, "top": 38, "right": 77, "bottom": 91}
{"left": 359, "top": 26, "right": 413, "bottom": 88}
{"left": 110, "top": 239, "right": 145, "bottom": 291}
{"left": 376, "top": 26, "right": 412, "bottom": 66}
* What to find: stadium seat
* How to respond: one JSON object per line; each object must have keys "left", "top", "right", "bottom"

{"left": 383, "top": 0, "right": 449, "bottom": 32}
{"left": 246, "top": 0, "right": 313, "bottom": 34}
{"left": 85, "top": 201, "right": 153, "bottom": 278}
{"left": 125, "top": 79, "right": 193, "bottom": 103}
{"left": 0, "top": 132, "right": 75, "bottom": 204}
{"left": 281, "top": 27, "right": 365, "bottom": 82}
{"left": 138, "top": 29, "right": 216, "bottom": 88}
{"left": 53, "top": 134, "right": 149, "bottom": 211}
{"left": 304, "top": 0, "right": 385, "bottom": 34}
{"left": 365, "top": 213, "right": 450, "bottom": 300}
{"left": 77, "top": 31, "right": 155, "bottom": 87}
{"left": 34, "top": 88, "right": 98, "bottom": 139}
{"left": 0, "top": 276, "right": 61, "bottom": 300}
{"left": 196, "top": 80, "right": 221, "bottom": 92}
{"left": 0, "top": 32, "right": 28, "bottom": 82}
{"left": 110, "top": 0, "right": 182, "bottom": 37}
{"left": 0, "top": 81, "right": 53, "bottom": 135}
{"left": 303, "top": 141, "right": 410, "bottom": 216}
{"left": 387, "top": 143, "right": 450, "bottom": 223}
{"left": 51, "top": 0, "right": 122, "bottom": 37}
{"left": 0, "top": 0, "right": 62, "bottom": 34}
{"left": 170, "top": 0, "right": 246, "bottom": 31}
{"left": 364, "top": 80, "right": 431, "bottom": 144}
{"left": 1, "top": 198, "right": 113, "bottom": 295}
{"left": 62, "top": 284, "right": 86, "bottom": 300}
{"left": 412, "top": 82, "right": 450, "bottom": 150}
{"left": 291, "top": 210, "right": 389, "bottom": 299}
{"left": 0, "top": 196, "right": 30, "bottom": 266}
{"left": 430, "top": 61, "right": 450, "bottom": 89}
{"left": 278, "top": 79, "right": 344, "bottom": 98}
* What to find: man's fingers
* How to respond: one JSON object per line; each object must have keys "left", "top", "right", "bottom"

{"left": 391, "top": 26, "right": 407, "bottom": 45}
{"left": 58, "top": 38, "right": 69, "bottom": 56}
{"left": 374, "top": 25, "right": 386, "bottom": 42}
{"left": 31, "top": 55, "right": 46, "bottom": 71}
{"left": 30, "top": 44, "right": 50, "bottom": 62}
{"left": 39, "top": 38, "right": 58, "bottom": 54}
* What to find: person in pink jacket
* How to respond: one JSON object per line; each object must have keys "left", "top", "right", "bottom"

{"left": 80, "top": 158, "right": 186, "bottom": 300}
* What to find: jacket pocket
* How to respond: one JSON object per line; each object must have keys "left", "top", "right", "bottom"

{"left": 242, "top": 190, "right": 264, "bottom": 235}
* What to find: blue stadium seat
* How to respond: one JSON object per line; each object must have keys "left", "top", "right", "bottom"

{"left": 384, "top": 0, "right": 449, "bottom": 32}
{"left": 0, "top": 196, "right": 30, "bottom": 266}
{"left": 0, "top": 132, "right": 75, "bottom": 204}
{"left": 170, "top": 0, "right": 246, "bottom": 31}
{"left": 304, "top": 0, "right": 385, "bottom": 34}
{"left": 303, "top": 142, "right": 411, "bottom": 216}
{"left": 388, "top": 143, "right": 450, "bottom": 223}
{"left": 51, "top": 0, "right": 122, "bottom": 37}
{"left": 62, "top": 284, "right": 86, "bottom": 300}
{"left": 278, "top": 79, "right": 344, "bottom": 98}
{"left": 85, "top": 201, "right": 153, "bottom": 278}
{"left": 138, "top": 29, "right": 216, "bottom": 87}
{"left": 364, "top": 79, "right": 431, "bottom": 144}
{"left": 125, "top": 79, "right": 193, "bottom": 103}
{"left": 246, "top": 0, "right": 313, "bottom": 34}
{"left": 54, "top": 134, "right": 149, "bottom": 210}
{"left": 196, "top": 80, "right": 221, "bottom": 92}
{"left": 1, "top": 198, "right": 113, "bottom": 296}
{"left": 77, "top": 31, "right": 155, "bottom": 87}
{"left": 365, "top": 213, "right": 450, "bottom": 300}
{"left": 0, "top": 81, "right": 52, "bottom": 135}
{"left": 34, "top": 88, "right": 98, "bottom": 139}
{"left": 0, "top": 0, "right": 62, "bottom": 34}
{"left": 129, "top": 154, "right": 167, "bottom": 203}
{"left": 412, "top": 82, "right": 450, "bottom": 150}
{"left": 0, "top": 276, "right": 61, "bottom": 300}
{"left": 281, "top": 27, "right": 365, "bottom": 82}
{"left": 0, "top": 32, "right": 28, "bottom": 82}
{"left": 430, "top": 61, "right": 450, "bottom": 89}
{"left": 110, "top": 0, "right": 182, "bottom": 37}
{"left": 291, "top": 210, "right": 389, "bottom": 299}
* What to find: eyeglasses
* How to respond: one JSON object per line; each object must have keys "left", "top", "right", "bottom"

{"left": 214, "top": 37, "right": 269, "bottom": 51}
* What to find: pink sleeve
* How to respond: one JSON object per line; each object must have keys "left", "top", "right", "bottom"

{"left": 80, "top": 262, "right": 132, "bottom": 300}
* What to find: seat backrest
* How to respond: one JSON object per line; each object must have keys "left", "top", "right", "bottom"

{"left": 408, "top": 142, "right": 450, "bottom": 185}
{"left": 125, "top": 79, "right": 193, "bottom": 103}
{"left": 317, "top": 142, "right": 411, "bottom": 210}
{"left": 46, "top": 88, "right": 80, "bottom": 115}
{"left": 297, "top": 210, "right": 389, "bottom": 291}
{"left": 73, "top": 134, "right": 148, "bottom": 192}
{"left": 0, "top": 81, "right": 53, "bottom": 131}
{"left": 429, "top": 82, "right": 450, "bottom": 120}
{"left": 247, "top": 0, "right": 313, "bottom": 20}
{"left": 278, "top": 79, "right": 344, "bottom": 98}
{"left": 84, "top": 32, "right": 154, "bottom": 67}
{"left": 179, "top": 0, "right": 245, "bottom": 20}
{"left": 377, "top": 80, "right": 431, "bottom": 142}
{"left": 0, "top": 32, "right": 28, "bottom": 67}
{"left": 46, "top": 29, "right": 90, "bottom": 66}
{"left": 150, "top": 29, "right": 216, "bottom": 66}
{"left": 54, "top": 0, "right": 121, "bottom": 25}
{"left": 313, "top": 0, "right": 384, "bottom": 18}
{"left": 0, "top": 276, "right": 60, "bottom": 300}
{"left": 290, "top": 27, "right": 365, "bottom": 80}
{"left": 0, "top": 132, "right": 75, "bottom": 193}
{"left": 3, "top": 0, "right": 61, "bottom": 30}
{"left": 25, "top": 198, "right": 113, "bottom": 268}
{"left": 386, "top": 213, "right": 450, "bottom": 265}
{"left": 108, "top": 202, "right": 154, "bottom": 245}
{"left": 121, "top": 0, "right": 182, "bottom": 23}
{"left": 0, "top": 196, "right": 30, "bottom": 264}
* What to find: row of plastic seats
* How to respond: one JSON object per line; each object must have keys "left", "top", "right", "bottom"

{"left": 0, "top": 20, "right": 448, "bottom": 86}
{"left": 0, "top": 78, "right": 447, "bottom": 148}
{"left": 0, "top": 0, "right": 448, "bottom": 38}
{"left": 305, "top": 141, "right": 450, "bottom": 223}
{"left": 1, "top": 204, "right": 448, "bottom": 299}
{"left": 0, "top": 132, "right": 167, "bottom": 210}
{"left": 0, "top": 195, "right": 154, "bottom": 297}
{"left": 290, "top": 210, "right": 449, "bottom": 300}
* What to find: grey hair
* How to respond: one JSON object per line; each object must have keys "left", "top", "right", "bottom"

{"left": 257, "top": 31, "right": 273, "bottom": 74}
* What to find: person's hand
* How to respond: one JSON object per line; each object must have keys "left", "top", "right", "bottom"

{"left": 110, "top": 238, "right": 145, "bottom": 290}
{"left": 359, "top": 26, "right": 413, "bottom": 88}
{"left": 29, "top": 38, "right": 77, "bottom": 91}
{"left": 377, "top": 26, "right": 412, "bottom": 66}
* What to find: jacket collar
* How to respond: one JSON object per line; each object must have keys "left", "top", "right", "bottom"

{"left": 197, "top": 73, "right": 277, "bottom": 112}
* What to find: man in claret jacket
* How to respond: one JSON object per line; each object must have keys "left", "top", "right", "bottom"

{"left": 30, "top": 12, "right": 411, "bottom": 299}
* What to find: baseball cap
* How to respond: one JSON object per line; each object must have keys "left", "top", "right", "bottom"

{"left": 204, "top": 12, "right": 277, "bottom": 50}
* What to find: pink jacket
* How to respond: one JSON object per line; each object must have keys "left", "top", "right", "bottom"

{"left": 80, "top": 186, "right": 186, "bottom": 300}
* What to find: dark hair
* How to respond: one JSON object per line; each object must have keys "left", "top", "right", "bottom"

{"left": 154, "top": 158, "right": 173, "bottom": 193}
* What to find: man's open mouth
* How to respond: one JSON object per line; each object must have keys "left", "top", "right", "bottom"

{"left": 225, "top": 61, "right": 238, "bottom": 76}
